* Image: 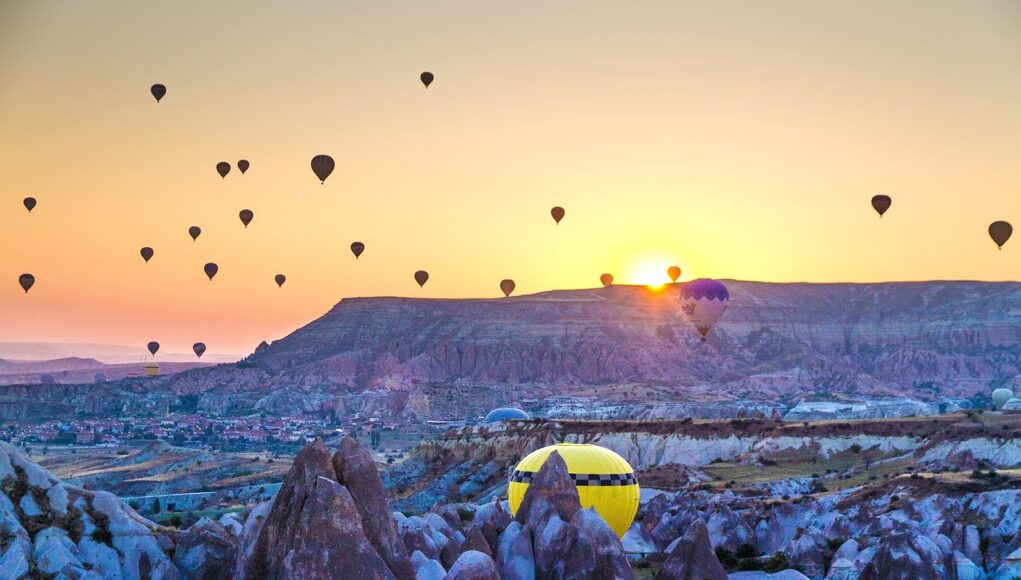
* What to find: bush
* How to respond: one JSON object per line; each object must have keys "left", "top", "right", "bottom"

{"left": 715, "top": 547, "right": 737, "bottom": 568}
{"left": 735, "top": 544, "right": 758, "bottom": 559}
{"left": 761, "top": 552, "right": 791, "bottom": 573}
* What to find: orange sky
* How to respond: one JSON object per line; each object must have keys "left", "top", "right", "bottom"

{"left": 1, "top": 1, "right": 1019, "bottom": 356}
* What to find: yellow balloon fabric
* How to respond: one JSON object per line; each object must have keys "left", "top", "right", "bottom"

{"left": 508, "top": 443, "right": 639, "bottom": 538}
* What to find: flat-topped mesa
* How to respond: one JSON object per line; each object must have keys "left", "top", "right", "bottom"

{"left": 244, "top": 280, "right": 1021, "bottom": 389}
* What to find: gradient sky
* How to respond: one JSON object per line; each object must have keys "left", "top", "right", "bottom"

{"left": 2, "top": 1, "right": 1019, "bottom": 357}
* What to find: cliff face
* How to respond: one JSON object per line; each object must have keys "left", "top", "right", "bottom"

{"left": 243, "top": 281, "right": 1021, "bottom": 398}
{"left": 2, "top": 281, "right": 1019, "bottom": 419}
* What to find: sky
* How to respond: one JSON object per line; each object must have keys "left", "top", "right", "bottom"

{"left": 1, "top": 1, "right": 1019, "bottom": 357}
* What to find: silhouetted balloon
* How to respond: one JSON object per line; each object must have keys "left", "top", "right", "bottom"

{"left": 871, "top": 195, "right": 892, "bottom": 217}
{"left": 147, "top": 341, "right": 160, "bottom": 356}
{"left": 204, "top": 263, "right": 218, "bottom": 281}
{"left": 680, "top": 279, "right": 729, "bottom": 341}
{"left": 275, "top": 274, "right": 286, "bottom": 287}
{"left": 239, "top": 209, "right": 254, "bottom": 228}
{"left": 311, "top": 155, "right": 335, "bottom": 183}
{"left": 600, "top": 274, "right": 613, "bottom": 287}
{"left": 500, "top": 279, "right": 516, "bottom": 297}
{"left": 150, "top": 84, "right": 166, "bottom": 102}
{"left": 350, "top": 242, "right": 365, "bottom": 259}
{"left": 18, "top": 274, "right": 34, "bottom": 293}
{"left": 551, "top": 206, "right": 565, "bottom": 224}
{"left": 420, "top": 72, "right": 434, "bottom": 88}
{"left": 414, "top": 270, "right": 429, "bottom": 287}
{"left": 238, "top": 159, "right": 250, "bottom": 174}
{"left": 23, "top": 197, "right": 36, "bottom": 213}
{"left": 193, "top": 342, "right": 206, "bottom": 358}
{"left": 140, "top": 247, "right": 154, "bottom": 263}
{"left": 667, "top": 266, "right": 681, "bottom": 283}
{"left": 189, "top": 226, "right": 201, "bottom": 241}
{"left": 989, "top": 221, "right": 1013, "bottom": 249}
{"left": 216, "top": 162, "right": 231, "bottom": 179}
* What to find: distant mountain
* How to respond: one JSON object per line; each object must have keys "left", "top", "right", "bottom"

{"left": 0, "top": 341, "right": 241, "bottom": 364}
{"left": 0, "top": 356, "right": 214, "bottom": 386}
{"left": 1, "top": 281, "right": 1019, "bottom": 420}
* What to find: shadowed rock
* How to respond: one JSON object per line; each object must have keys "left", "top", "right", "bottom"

{"left": 860, "top": 532, "right": 943, "bottom": 580}
{"left": 510, "top": 450, "right": 635, "bottom": 580}
{"left": 655, "top": 520, "right": 727, "bottom": 580}
{"left": 333, "top": 436, "right": 415, "bottom": 579}
{"left": 514, "top": 451, "right": 580, "bottom": 528}
{"left": 445, "top": 550, "right": 500, "bottom": 580}
{"left": 243, "top": 439, "right": 408, "bottom": 579}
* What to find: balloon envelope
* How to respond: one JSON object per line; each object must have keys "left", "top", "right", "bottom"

{"left": 989, "top": 221, "right": 1013, "bottom": 249}
{"left": 193, "top": 343, "right": 206, "bottom": 358}
{"left": 237, "top": 159, "right": 250, "bottom": 174}
{"left": 993, "top": 388, "right": 1013, "bottom": 410}
{"left": 189, "top": 226, "right": 201, "bottom": 241}
{"left": 667, "top": 266, "right": 681, "bottom": 283}
{"left": 274, "top": 274, "right": 286, "bottom": 287}
{"left": 600, "top": 274, "right": 613, "bottom": 287}
{"left": 23, "top": 197, "right": 36, "bottom": 212}
{"left": 420, "top": 72, "right": 434, "bottom": 88}
{"left": 140, "top": 247, "right": 154, "bottom": 263}
{"left": 679, "top": 278, "right": 730, "bottom": 340}
{"left": 146, "top": 341, "right": 160, "bottom": 356}
{"left": 509, "top": 443, "right": 639, "bottom": 538}
{"left": 150, "top": 84, "right": 166, "bottom": 102}
{"left": 18, "top": 274, "right": 35, "bottom": 293}
{"left": 216, "top": 162, "right": 230, "bottom": 178}
{"left": 350, "top": 242, "right": 365, "bottom": 259}
{"left": 551, "top": 206, "right": 565, "bottom": 224}
{"left": 204, "top": 263, "right": 218, "bottom": 280}
{"left": 871, "top": 195, "right": 892, "bottom": 217}
{"left": 500, "top": 279, "right": 516, "bottom": 297}
{"left": 311, "top": 155, "right": 335, "bottom": 183}
{"left": 239, "top": 209, "right": 254, "bottom": 228}
{"left": 414, "top": 270, "right": 429, "bottom": 287}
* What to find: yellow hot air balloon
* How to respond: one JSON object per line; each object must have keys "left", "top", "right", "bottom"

{"left": 508, "top": 443, "right": 638, "bottom": 538}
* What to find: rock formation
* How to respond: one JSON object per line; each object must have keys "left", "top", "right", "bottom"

{"left": 655, "top": 520, "right": 727, "bottom": 580}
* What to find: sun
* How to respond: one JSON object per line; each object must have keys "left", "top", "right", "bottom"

{"left": 626, "top": 257, "right": 677, "bottom": 291}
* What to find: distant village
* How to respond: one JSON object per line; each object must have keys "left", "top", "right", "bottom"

{"left": 0, "top": 413, "right": 410, "bottom": 451}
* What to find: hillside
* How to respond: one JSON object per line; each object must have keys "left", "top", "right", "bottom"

{"left": 2, "top": 281, "right": 1019, "bottom": 420}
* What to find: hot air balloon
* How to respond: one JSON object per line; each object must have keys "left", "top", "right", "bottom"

{"left": 204, "top": 263, "right": 218, "bottom": 281}
{"left": 551, "top": 206, "right": 565, "bottom": 224}
{"left": 483, "top": 407, "right": 530, "bottom": 423}
{"left": 420, "top": 72, "right": 434, "bottom": 88}
{"left": 679, "top": 278, "right": 729, "bottom": 341}
{"left": 18, "top": 274, "right": 35, "bottom": 293}
{"left": 667, "top": 266, "right": 681, "bottom": 283}
{"left": 600, "top": 273, "right": 613, "bottom": 287}
{"left": 350, "top": 242, "right": 365, "bottom": 259}
{"left": 23, "top": 197, "right": 36, "bottom": 213}
{"left": 147, "top": 341, "right": 160, "bottom": 356}
{"left": 274, "top": 274, "right": 286, "bottom": 287}
{"left": 990, "top": 221, "right": 1013, "bottom": 249}
{"left": 871, "top": 195, "right": 892, "bottom": 217}
{"left": 414, "top": 270, "right": 429, "bottom": 287}
{"left": 189, "top": 226, "right": 201, "bottom": 241}
{"left": 150, "top": 84, "right": 166, "bottom": 102}
{"left": 500, "top": 279, "right": 516, "bottom": 297}
{"left": 239, "top": 209, "right": 254, "bottom": 228}
{"left": 993, "top": 388, "right": 1013, "bottom": 410}
{"left": 192, "top": 342, "right": 206, "bottom": 358}
{"left": 216, "top": 162, "right": 231, "bottom": 179}
{"left": 509, "top": 443, "right": 638, "bottom": 538}
{"left": 238, "top": 159, "right": 250, "bottom": 174}
{"left": 140, "top": 247, "right": 154, "bottom": 263}
{"left": 311, "top": 155, "right": 335, "bottom": 183}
